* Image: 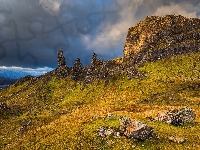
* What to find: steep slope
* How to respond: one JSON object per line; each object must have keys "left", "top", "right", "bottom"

{"left": 0, "top": 53, "right": 200, "bottom": 149}
{"left": 123, "top": 15, "right": 200, "bottom": 64}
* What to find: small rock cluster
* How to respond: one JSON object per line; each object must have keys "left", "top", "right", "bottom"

{"left": 97, "top": 116, "right": 157, "bottom": 141}
{"left": 97, "top": 107, "right": 196, "bottom": 144}
{"left": 155, "top": 107, "right": 196, "bottom": 126}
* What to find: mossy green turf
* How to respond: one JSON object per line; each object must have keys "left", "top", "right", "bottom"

{"left": 1, "top": 52, "right": 200, "bottom": 149}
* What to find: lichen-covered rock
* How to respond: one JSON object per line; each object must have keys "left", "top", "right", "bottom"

{"left": 155, "top": 107, "right": 196, "bottom": 126}
{"left": 119, "top": 116, "right": 156, "bottom": 141}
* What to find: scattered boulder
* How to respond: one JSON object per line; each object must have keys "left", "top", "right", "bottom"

{"left": 0, "top": 102, "right": 11, "bottom": 115}
{"left": 119, "top": 116, "right": 157, "bottom": 141}
{"left": 155, "top": 107, "right": 196, "bottom": 126}
{"left": 169, "top": 136, "right": 185, "bottom": 144}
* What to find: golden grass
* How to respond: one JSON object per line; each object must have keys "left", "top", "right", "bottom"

{"left": 1, "top": 52, "right": 200, "bottom": 149}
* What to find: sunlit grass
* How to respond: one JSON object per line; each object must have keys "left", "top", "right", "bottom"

{"left": 1, "top": 52, "right": 200, "bottom": 149}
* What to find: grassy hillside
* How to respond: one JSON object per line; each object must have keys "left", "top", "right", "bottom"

{"left": 1, "top": 52, "right": 200, "bottom": 149}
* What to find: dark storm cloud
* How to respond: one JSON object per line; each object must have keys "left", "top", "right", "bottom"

{"left": 0, "top": 0, "right": 199, "bottom": 72}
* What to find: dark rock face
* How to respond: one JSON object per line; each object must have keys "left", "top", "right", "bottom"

{"left": 70, "top": 58, "right": 85, "bottom": 81}
{"left": 84, "top": 53, "right": 107, "bottom": 84}
{"left": 123, "top": 15, "right": 200, "bottom": 65}
{"left": 119, "top": 116, "right": 156, "bottom": 141}
{"left": 155, "top": 107, "right": 196, "bottom": 126}
{"left": 58, "top": 49, "right": 66, "bottom": 68}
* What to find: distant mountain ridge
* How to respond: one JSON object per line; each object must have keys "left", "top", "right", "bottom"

{"left": 0, "top": 77, "right": 16, "bottom": 90}
{"left": 0, "top": 69, "right": 30, "bottom": 79}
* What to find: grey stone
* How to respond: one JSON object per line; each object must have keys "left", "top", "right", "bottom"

{"left": 119, "top": 116, "right": 156, "bottom": 141}
{"left": 155, "top": 107, "right": 196, "bottom": 126}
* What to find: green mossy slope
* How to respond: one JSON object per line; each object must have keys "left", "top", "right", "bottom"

{"left": 1, "top": 52, "right": 200, "bottom": 149}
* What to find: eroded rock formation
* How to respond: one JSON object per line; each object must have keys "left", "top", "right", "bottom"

{"left": 123, "top": 15, "right": 200, "bottom": 65}
{"left": 14, "top": 15, "right": 200, "bottom": 85}
{"left": 58, "top": 49, "right": 66, "bottom": 68}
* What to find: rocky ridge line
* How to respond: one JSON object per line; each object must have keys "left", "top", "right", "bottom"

{"left": 14, "top": 15, "right": 200, "bottom": 86}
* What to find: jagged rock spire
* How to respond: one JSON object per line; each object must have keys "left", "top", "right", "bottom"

{"left": 71, "top": 58, "right": 84, "bottom": 81}
{"left": 58, "top": 49, "right": 66, "bottom": 68}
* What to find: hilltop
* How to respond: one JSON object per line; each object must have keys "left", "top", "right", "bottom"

{"left": 0, "top": 15, "right": 200, "bottom": 149}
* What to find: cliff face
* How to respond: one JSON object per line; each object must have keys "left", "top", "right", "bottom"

{"left": 123, "top": 15, "right": 200, "bottom": 64}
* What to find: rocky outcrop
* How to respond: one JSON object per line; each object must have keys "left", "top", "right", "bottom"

{"left": 13, "top": 15, "right": 200, "bottom": 86}
{"left": 58, "top": 49, "right": 66, "bottom": 68}
{"left": 97, "top": 116, "right": 157, "bottom": 141}
{"left": 155, "top": 107, "right": 196, "bottom": 126}
{"left": 123, "top": 15, "right": 200, "bottom": 65}
{"left": 70, "top": 58, "right": 85, "bottom": 81}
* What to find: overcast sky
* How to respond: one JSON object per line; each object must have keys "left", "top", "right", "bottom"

{"left": 0, "top": 0, "right": 200, "bottom": 75}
